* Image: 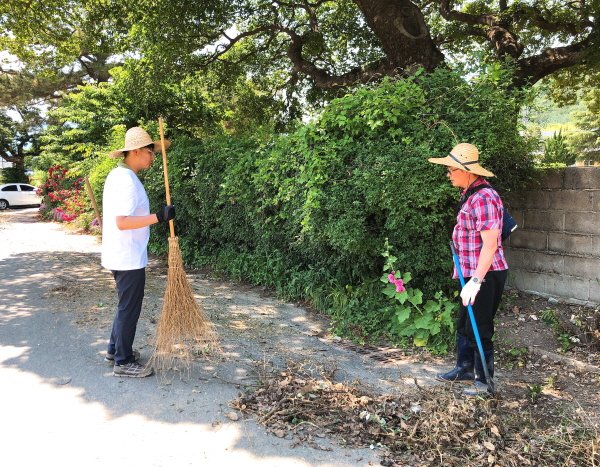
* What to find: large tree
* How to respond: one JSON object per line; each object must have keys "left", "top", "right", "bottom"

{"left": 1, "top": 0, "right": 598, "bottom": 110}
{"left": 126, "top": 0, "right": 598, "bottom": 95}
{"left": 0, "top": 107, "right": 44, "bottom": 173}
{"left": 0, "top": 0, "right": 125, "bottom": 108}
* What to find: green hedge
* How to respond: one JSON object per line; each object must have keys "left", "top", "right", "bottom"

{"left": 78, "top": 70, "right": 533, "bottom": 348}
{"left": 147, "top": 70, "right": 532, "bottom": 281}
{"left": 144, "top": 135, "right": 261, "bottom": 265}
{"left": 132, "top": 68, "right": 535, "bottom": 345}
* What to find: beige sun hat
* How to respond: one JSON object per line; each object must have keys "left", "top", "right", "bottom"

{"left": 108, "top": 127, "right": 171, "bottom": 158}
{"left": 428, "top": 143, "right": 494, "bottom": 177}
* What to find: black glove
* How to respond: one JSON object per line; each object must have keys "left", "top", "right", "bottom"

{"left": 156, "top": 205, "right": 176, "bottom": 222}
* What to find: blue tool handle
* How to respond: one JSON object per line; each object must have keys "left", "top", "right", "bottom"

{"left": 449, "top": 242, "right": 494, "bottom": 393}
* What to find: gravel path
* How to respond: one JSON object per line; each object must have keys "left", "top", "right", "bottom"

{"left": 0, "top": 208, "right": 441, "bottom": 467}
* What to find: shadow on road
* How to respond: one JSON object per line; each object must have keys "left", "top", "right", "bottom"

{"left": 0, "top": 242, "right": 378, "bottom": 466}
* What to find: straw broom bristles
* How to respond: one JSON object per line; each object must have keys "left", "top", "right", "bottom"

{"left": 151, "top": 117, "right": 220, "bottom": 373}
{"left": 151, "top": 237, "right": 219, "bottom": 371}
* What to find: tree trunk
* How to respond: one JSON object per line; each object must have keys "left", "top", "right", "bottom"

{"left": 1, "top": 146, "right": 26, "bottom": 172}
{"left": 354, "top": 0, "right": 444, "bottom": 73}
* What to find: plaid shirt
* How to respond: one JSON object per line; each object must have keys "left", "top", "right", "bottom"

{"left": 452, "top": 178, "right": 508, "bottom": 279}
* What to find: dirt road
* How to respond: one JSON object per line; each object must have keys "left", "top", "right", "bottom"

{"left": 0, "top": 208, "right": 440, "bottom": 467}
{"left": 3, "top": 208, "right": 599, "bottom": 467}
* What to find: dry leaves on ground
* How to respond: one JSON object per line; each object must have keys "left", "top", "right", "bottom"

{"left": 230, "top": 360, "right": 600, "bottom": 466}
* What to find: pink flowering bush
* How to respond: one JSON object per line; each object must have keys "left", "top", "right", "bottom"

{"left": 380, "top": 241, "right": 457, "bottom": 353}
{"left": 38, "top": 165, "right": 86, "bottom": 223}
{"left": 388, "top": 271, "right": 406, "bottom": 293}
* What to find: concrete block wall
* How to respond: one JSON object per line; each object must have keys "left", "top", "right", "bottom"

{"left": 503, "top": 167, "right": 600, "bottom": 306}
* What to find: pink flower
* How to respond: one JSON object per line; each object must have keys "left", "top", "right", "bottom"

{"left": 387, "top": 271, "right": 405, "bottom": 292}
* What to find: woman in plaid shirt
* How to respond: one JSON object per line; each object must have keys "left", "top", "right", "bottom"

{"left": 429, "top": 143, "right": 508, "bottom": 397}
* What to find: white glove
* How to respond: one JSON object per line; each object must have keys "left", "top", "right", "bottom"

{"left": 460, "top": 278, "right": 481, "bottom": 306}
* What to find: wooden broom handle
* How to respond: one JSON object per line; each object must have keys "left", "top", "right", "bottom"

{"left": 84, "top": 178, "right": 102, "bottom": 232}
{"left": 158, "top": 117, "right": 175, "bottom": 238}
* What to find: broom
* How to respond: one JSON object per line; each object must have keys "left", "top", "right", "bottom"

{"left": 84, "top": 178, "right": 102, "bottom": 232}
{"left": 151, "top": 117, "right": 219, "bottom": 372}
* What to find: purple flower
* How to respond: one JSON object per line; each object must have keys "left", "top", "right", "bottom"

{"left": 388, "top": 274, "right": 395, "bottom": 283}
{"left": 395, "top": 282, "right": 406, "bottom": 293}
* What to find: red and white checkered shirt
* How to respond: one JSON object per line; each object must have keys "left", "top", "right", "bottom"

{"left": 452, "top": 178, "right": 508, "bottom": 279}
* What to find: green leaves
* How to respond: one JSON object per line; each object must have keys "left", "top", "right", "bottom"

{"left": 319, "top": 77, "right": 425, "bottom": 140}
{"left": 0, "top": 0, "right": 127, "bottom": 108}
{"left": 393, "top": 306, "right": 411, "bottom": 325}
{"left": 29, "top": 65, "right": 536, "bottom": 350}
{"left": 382, "top": 283, "right": 397, "bottom": 298}
{"left": 134, "top": 68, "right": 532, "bottom": 349}
{"left": 542, "top": 130, "right": 577, "bottom": 166}
{"left": 408, "top": 289, "right": 423, "bottom": 307}
{"left": 384, "top": 259, "right": 457, "bottom": 352}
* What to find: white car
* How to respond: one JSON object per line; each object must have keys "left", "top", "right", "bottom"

{"left": 0, "top": 183, "right": 42, "bottom": 210}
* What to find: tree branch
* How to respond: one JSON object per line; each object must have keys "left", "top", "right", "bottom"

{"left": 524, "top": 5, "right": 587, "bottom": 34}
{"left": 217, "top": 36, "right": 283, "bottom": 67}
{"left": 0, "top": 151, "right": 19, "bottom": 164}
{"left": 438, "top": 0, "right": 499, "bottom": 27}
{"left": 437, "top": 0, "right": 523, "bottom": 59}
{"left": 513, "top": 31, "right": 597, "bottom": 87}
{"left": 274, "top": 0, "right": 327, "bottom": 32}
{"left": 195, "top": 25, "right": 282, "bottom": 66}
{"left": 76, "top": 57, "right": 94, "bottom": 80}
{"left": 284, "top": 24, "right": 397, "bottom": 88}
{"left": 487, "top": 26, "right": 524, "bottom": 59}
{"left": 418, "top": 0, "right": 436, "bottom": 10}
{"left": 183, "top": 21, "right": 401, "bottom": 89}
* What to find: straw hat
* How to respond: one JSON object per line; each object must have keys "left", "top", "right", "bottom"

{"left": 428, "top": 143, "right": 494, "bottom": 177}
{"left": 108, "top": 127, "right": 171, "bottom": 158}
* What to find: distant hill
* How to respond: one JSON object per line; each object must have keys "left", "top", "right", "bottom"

{"left": 524, "top": 94, "right": 586, "bottom": 129}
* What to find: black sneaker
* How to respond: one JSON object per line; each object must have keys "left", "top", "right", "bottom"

{"left": 105, "top": 350, "right": 141, "bottom": 363}
{"left": 113, "top": 362, "right": 153, "bottom": 378}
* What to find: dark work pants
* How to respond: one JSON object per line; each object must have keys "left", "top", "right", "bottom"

{"left": 107, "top": 268, "right": 146, "bottom": 365}
{"left": 456, "top": 269, "right": 507, "bottom": 352}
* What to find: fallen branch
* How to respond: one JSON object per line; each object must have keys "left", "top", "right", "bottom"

{"left": 260, "top": 398, "right": 291, "bottom": 424}
{"left": 555, "top": 310, "right": 589, "bottom": 345}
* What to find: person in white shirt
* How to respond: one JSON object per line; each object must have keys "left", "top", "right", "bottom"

{"left": 102, "top": 127, "right": 175, "bottom": 378}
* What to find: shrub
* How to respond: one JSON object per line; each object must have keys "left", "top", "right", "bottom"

{"left": 72, "top": 66, "right": 537, "bottom": 345}
{"left": 0, "top": 166, "right": 29, "bottom": 184}
{"left": 542, "top": 130, "right": 577, "bottom": 166}
{"left": 38, "top": 165, "right": 86, "bottom": 222}
{"left": 143, "top": 134, "right": 262, "bottom": 262}
{"left": 211, "top": 67, "right": 535, "bottom": 297}
{"left": 379, "top": 245, "right": 457, "bottom": 353}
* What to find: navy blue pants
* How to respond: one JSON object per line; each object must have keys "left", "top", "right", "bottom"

{"left": 457, "top": 269, "right": 507, "bottom": 352}
{"left": 107, "top": 268, "right": 146, "bottom": 365}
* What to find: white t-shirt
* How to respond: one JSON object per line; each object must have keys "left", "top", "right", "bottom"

{"left": 101, "top": 165, "right": 150, "bottom": 270}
